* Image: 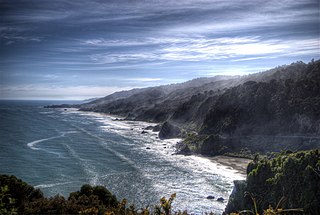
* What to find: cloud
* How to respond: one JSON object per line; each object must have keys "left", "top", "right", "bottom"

{"left": 86, "top": 37, "right": 319, "bottom": 63}
{"left": 0, "top": 26, "right": 42, "bottom": 45}
{"left": 83, "top": 37, "right": 260, "bottom": 48}
{"left": 1, "top": 0, "right": 319, "bottom": 99}
{"left": 1, "top": 35, "right": 42, "bottom": 44}
{"left": 90, "top": 53, "right": 158, "bottom": 63}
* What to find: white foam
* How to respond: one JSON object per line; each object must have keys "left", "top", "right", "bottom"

{"left": 34, "top": 181, "right": 73, "bottom": 189}
{"left": 68, "top": 110, "right": 246, "bottom": 213}
{"left": 177, "top": 155, "right": 245, "bottom": 181}
{"left": 27, "top": 135, "right": 63, "bottom": 150}
{"left": 27, "top": 131, "right": 78, "bottom": 150}
{"left": 74, "top": 111, "right": 244, "bottom": 182}
{"left": 62, "top": 131, "right": 79, "bottom": 135}
{"left": 94, "top": 112, "right": 244, "bottom": 182}
{"left": 76, "top": 111, "right": 157, "bottom": 133}
{"left": 102, "top": 121, "right": 131, "bottom": 130}
{"left": 39, "top": 111, "right": 54, "bottom": 114}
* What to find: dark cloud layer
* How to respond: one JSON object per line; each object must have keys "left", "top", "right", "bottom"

{"left": 0, "top": 0, "right": 319, "bottom": 99}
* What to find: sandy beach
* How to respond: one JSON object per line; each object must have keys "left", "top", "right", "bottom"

{"left": 210, "top": 156, "right": 252, "bottom": 175}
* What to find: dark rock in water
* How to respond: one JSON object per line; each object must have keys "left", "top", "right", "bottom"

{"left": 207, "top": 195, "right": 215, "bottom": 199}
{"left": 152, "top": 124, "right": 161, "bottom": 132}
{"left": 217, "top": 197, "right": 224, "bottom": 202}
{"left": 141, "top": 130, "right": 148, "bottom": 134}
{"left": 44, "top": 104, "right": 78, "bottom": 109}
{"left": 158, "top": 121, "right": 181, "bottom": 139}
{"left": 144, "top": 126, "right": 155, "bottom": 130}
{"left": 64, "top": 108, "right": 67, "bottom": 111}
{"left": 146, "top": 147, "right": 151, "bottom": 149}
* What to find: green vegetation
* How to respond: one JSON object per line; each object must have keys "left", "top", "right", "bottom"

{"left": 224, "top": 149, "right": 320, "bottom": 215}
{"left": 0, "top": 185, "right": 18, "bottom": 215}
{"left": 182, "top": 133, "right": 254, "bottom": 158}
{"left": 0, "top": 174, "right": 119, "bottom": 214}
{"left": 0, "top": 175, "right": 192, "bottom": 215}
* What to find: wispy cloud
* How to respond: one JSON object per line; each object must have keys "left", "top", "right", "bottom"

{"left": 90, "top": 53, "right": 158, "bottom": 64}
{"left": 1, "top": 0, "right": 319, "bottom": 99}
{"left": 1, "top": 34, "right": 42, "bottom": 45}
{"left": 84, "top": 39, "right": 147, "bottom": 47}
{"left": 0, "top": 26, "right": 42, "bottom": 45}
{"left": 85, "top": 37, "right": 319, "bottom": 63}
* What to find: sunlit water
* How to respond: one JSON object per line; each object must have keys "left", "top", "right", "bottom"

{"left": 0, "top": 100, "right": 245, "bottom": 214}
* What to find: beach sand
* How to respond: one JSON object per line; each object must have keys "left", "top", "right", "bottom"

{"left": 210, "top": 156, "right": 252, "bottom": 175}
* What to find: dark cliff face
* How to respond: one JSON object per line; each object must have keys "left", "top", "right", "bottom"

{"left": 158, "top": 121, "right": 181, "bottom": 139}
{"left": 192, "top": 61, "right": 320, "bottom": 156}
{"left": 200, "top": 61, "right": 320, "bottom": 136}
{"left": 75, "top": 60, "right": 320, "bottom": 156}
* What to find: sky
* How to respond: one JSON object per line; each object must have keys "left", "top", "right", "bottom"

{"left": 1, "top": 0, "right": 319, "bottom": 100}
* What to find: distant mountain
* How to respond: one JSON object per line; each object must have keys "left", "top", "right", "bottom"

{"left": 48, "top": 60, "right": 320, "bottom": 157}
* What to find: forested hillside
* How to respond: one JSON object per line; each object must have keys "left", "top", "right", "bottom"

{"left": 80, "top": 60, "right": 320, "bottom": 156}
{"left": 47, "top": 60, "right": 320, "bottom": 157}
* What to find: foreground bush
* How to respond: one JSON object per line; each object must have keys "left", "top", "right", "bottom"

{"left": 0, "top": 175, "right": 190, "bottom": 215}
{"left": 225, "top": 149, "right": 320, "bottom": 215}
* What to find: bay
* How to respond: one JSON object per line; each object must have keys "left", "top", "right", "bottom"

{"left": 0, "top": 100, "right": 245, "bottom": 214}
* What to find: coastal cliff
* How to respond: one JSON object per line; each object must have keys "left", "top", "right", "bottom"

{"left": 47, "top": 60, "right": 320, "bottom": 158}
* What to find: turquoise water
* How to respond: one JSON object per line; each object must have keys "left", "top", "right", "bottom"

{"left": 0, "top": 100, "right": 244, "bottom": 214}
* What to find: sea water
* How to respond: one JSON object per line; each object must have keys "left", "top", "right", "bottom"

{"left": 0, "top": 100, "right": 245, "bottom": 214}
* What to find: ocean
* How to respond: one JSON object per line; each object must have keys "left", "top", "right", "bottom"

{"left": 0, "top": 100, "right": 245, "bottom": 214}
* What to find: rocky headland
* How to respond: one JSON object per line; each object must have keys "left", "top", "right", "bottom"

{"left": 46, "top": 59, "right": 320, "bottom": 159}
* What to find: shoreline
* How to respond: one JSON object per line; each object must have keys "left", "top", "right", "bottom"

{"left": 62, "top": 108, "right": 252, "bottom": 171}
{"left": 61, "top": 108, "right": 252, "bottom": 176}
{"left": 208, "top": 155, "right": 251, "bottom": 175}
{"left": 43, "top": 107, "right": 249, "bottom": 213}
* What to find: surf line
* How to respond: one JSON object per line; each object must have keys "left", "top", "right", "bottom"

{"left": 27, "top": 131, "right": 78, "bottom": 150}
{"left": 34, "top": 181, "right": 74, "bottom": 189}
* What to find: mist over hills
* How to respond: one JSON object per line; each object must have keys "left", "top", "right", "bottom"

{"left": 48, "top": 59, "right": 320, "bottom": 157}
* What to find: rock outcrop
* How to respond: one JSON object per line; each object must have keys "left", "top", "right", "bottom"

{"left": 158, "top": 121, "right": 181, "bottom": 139}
